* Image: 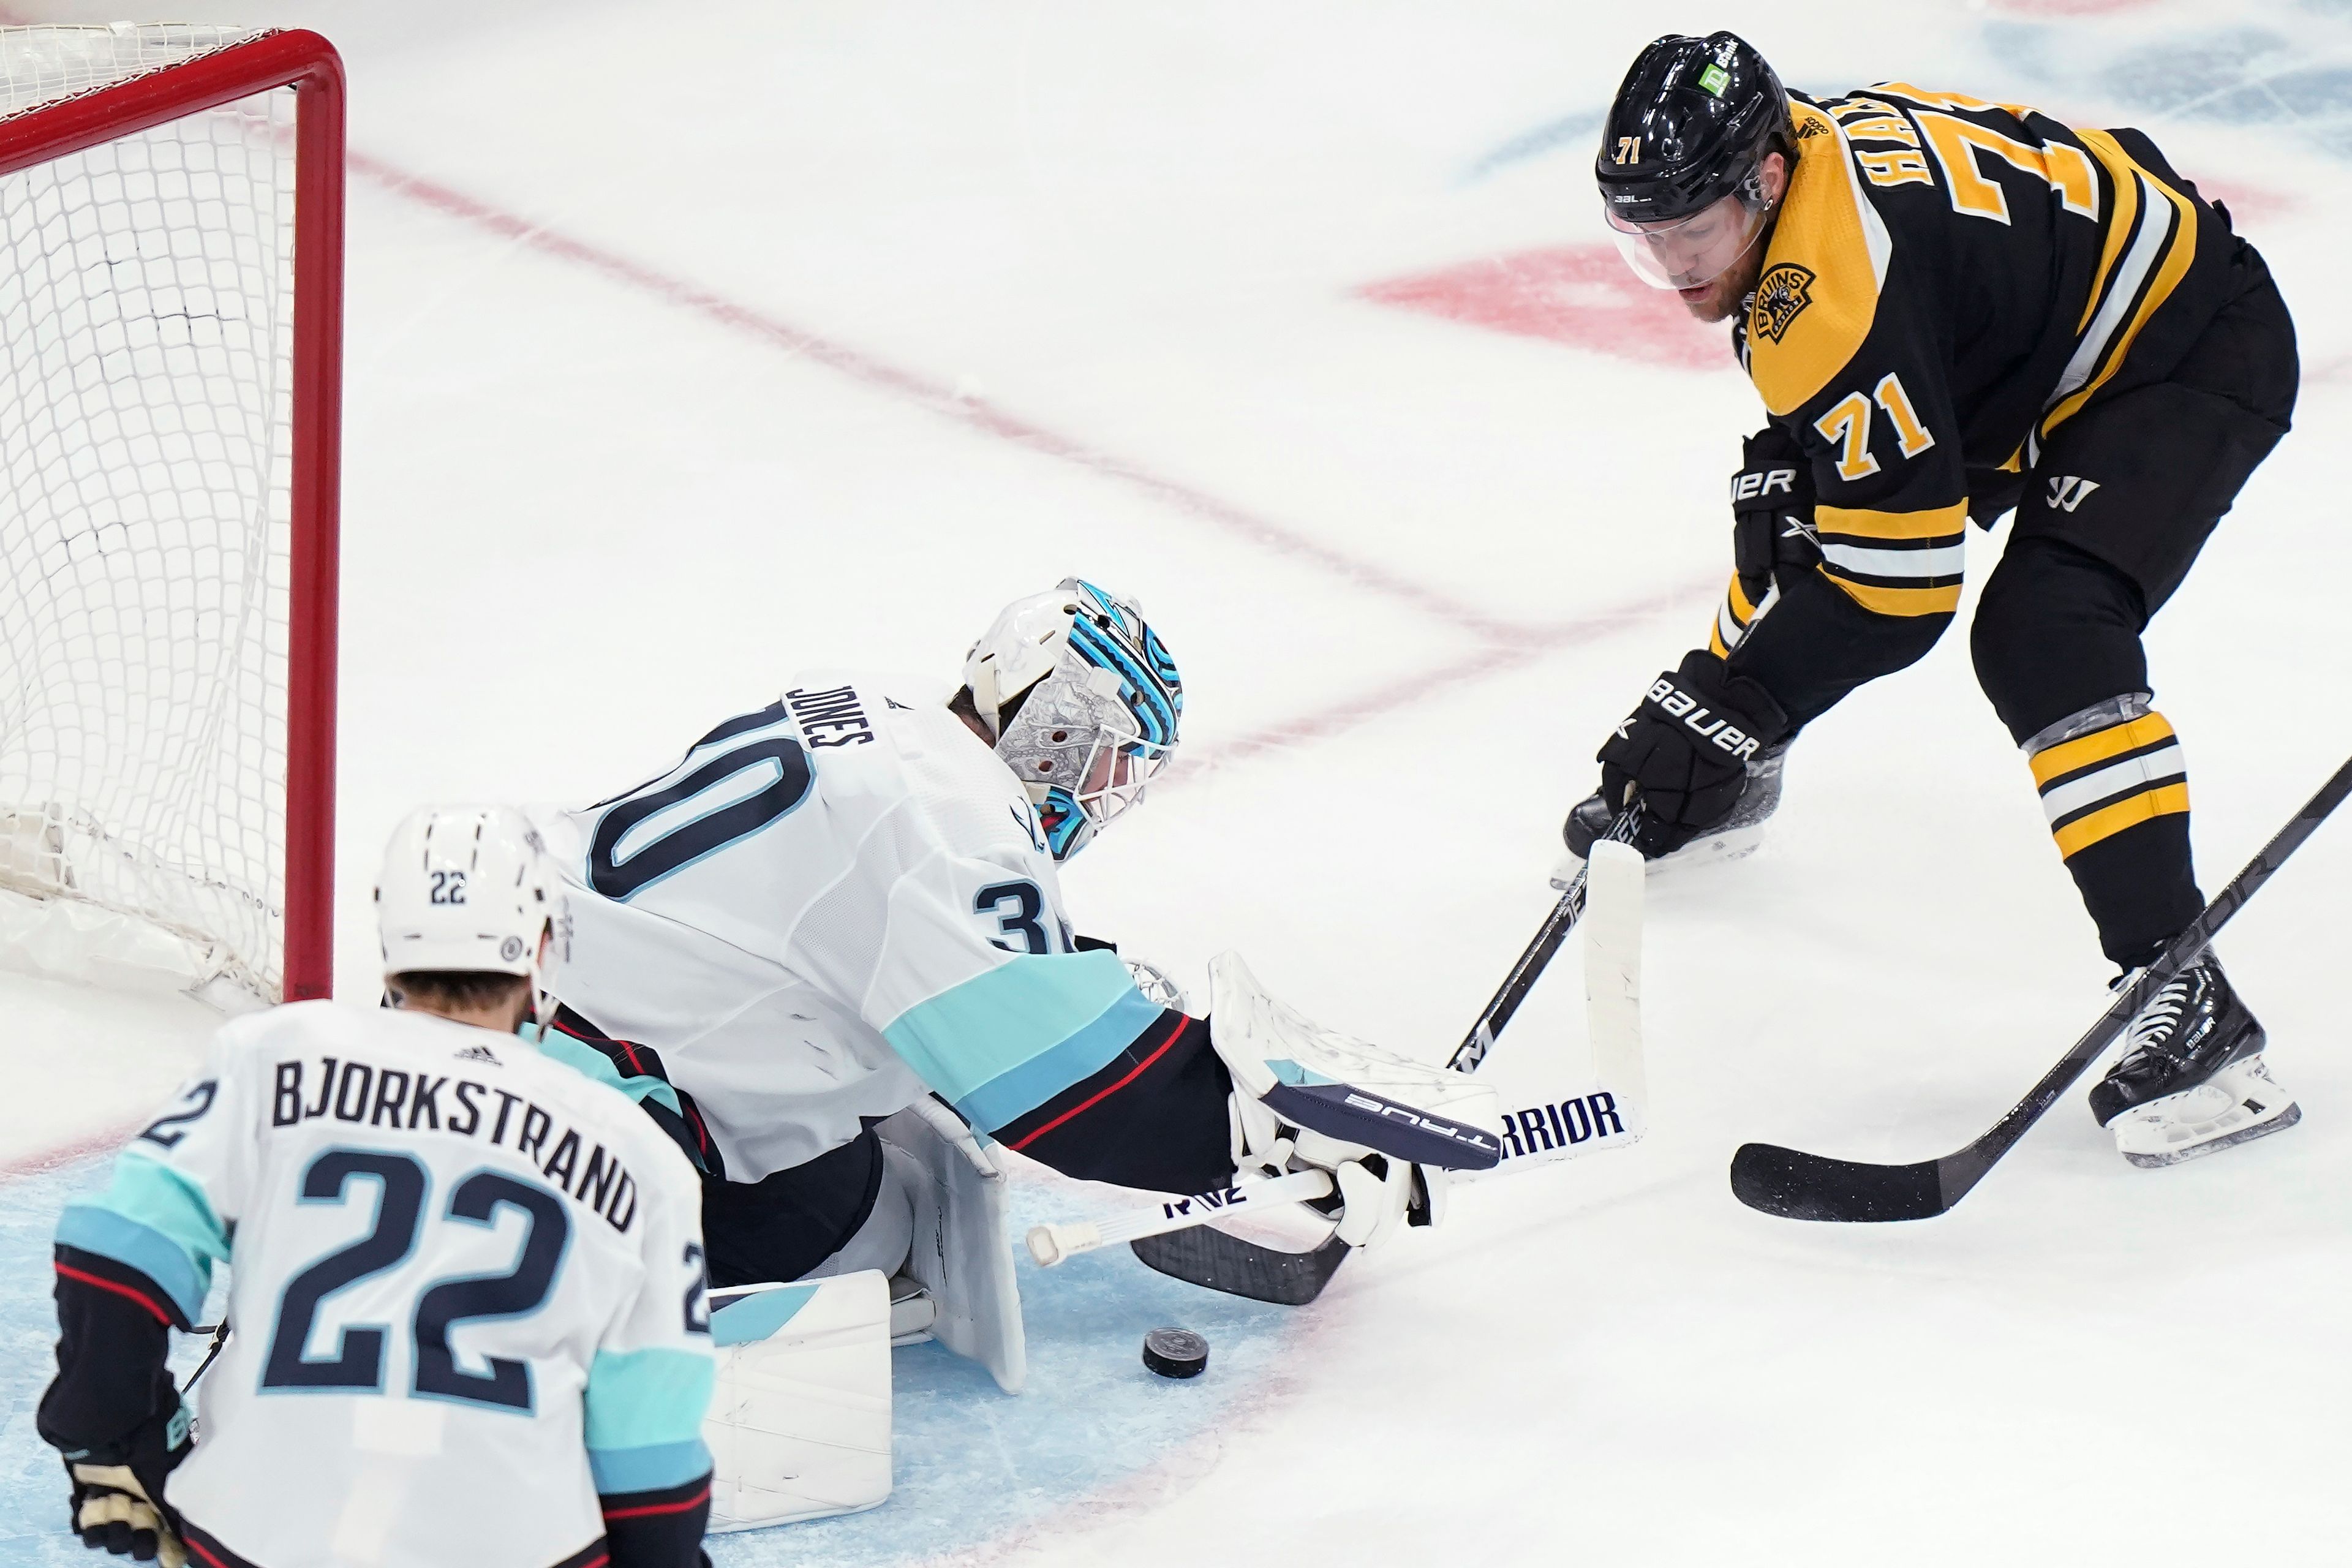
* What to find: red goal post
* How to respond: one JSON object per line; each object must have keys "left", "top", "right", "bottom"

{"left": 0, "top": 26, "right": 343, "bottom": 1004}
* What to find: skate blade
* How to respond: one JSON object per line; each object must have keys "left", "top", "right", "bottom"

{"left": 2114, "top": 1058, "right": 2301, "bottom": 1167}
{"left": 1653, "top": 823, "right": 1766, "bottom": 875}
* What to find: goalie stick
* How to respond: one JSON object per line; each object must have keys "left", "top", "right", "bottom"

{"left": 1106, "top": 816, "right": 1647, "bottom": 1302}
{"left": 1730, "top": 753, "right": 2352, "bottom": 1224}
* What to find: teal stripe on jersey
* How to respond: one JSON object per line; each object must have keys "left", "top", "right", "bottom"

{"left": 884, "top": 951, "right": 1163, "bottom": 1131}
{"left": 587, "top": 1438, "right": 714, "bottom": 1496}
{"left": 55, "top": 1152, "right": 228, "bottom": 1322}
{"left": 585, "top": 1346, "right": 717, "bottom": 1452}
{"left": 531, "top": 1028, "right": 686, "bottom": 1119}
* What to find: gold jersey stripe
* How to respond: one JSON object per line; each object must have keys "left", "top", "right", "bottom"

{"left": 2075, "top": 135, "right": 2139, "bottom": 337}
{"left": 2029, "top": 711, "right": 2177, "bottom": 786}
{"left": 1871, "top": 83, "right": 2043, "bottom": 123}
{"left": 1727, "top": 573, "right": 1759, "bottom": 621}
{"left": 1815, "top": 499, "right": 1970, "bottom": 540}
{"left": 2044, "top": 130, "right": 2197, "bottom": 435}
{"left": 1747, "top": 100, "right": 1896, "bottom": 417}
{"left": 1820, "top": 570, "right": 1961, "bottom": 617}
{"left": 2052, "top": 781, "right": 2190, "bottom": 859}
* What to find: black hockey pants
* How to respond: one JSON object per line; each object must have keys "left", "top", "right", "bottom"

{"left": 1970, "top": 238, "right": 2297, "bottom": 967}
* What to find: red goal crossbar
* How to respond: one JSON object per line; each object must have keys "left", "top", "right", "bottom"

{"left": 0, "top": 29, "right": 344, "bottom": 1001}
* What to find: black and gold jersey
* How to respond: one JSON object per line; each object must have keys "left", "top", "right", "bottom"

{"left": 1715, "top": 85, "right": 2241, "bottom": 722}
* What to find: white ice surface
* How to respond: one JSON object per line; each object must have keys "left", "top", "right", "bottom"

{"left": 4, "top": 0, "right": 2352, "bottom": 1562}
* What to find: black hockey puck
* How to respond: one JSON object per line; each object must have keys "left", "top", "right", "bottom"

{"left": 1141, "top": 1326, "right": 1208, "bottom": 1379}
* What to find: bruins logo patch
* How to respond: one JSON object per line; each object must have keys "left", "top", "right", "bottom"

{"left": 1750, "top": 263, "right": 1817, "bottom": 345}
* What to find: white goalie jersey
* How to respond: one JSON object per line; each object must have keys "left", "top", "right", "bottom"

{"left": 545, "top": 673, "right": 1165, "bottom": 1180}
{"left": 55, "top": 1003, "right": 714, "bottom": 1568}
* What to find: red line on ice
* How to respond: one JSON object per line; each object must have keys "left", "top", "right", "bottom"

{"left": 0, "top": 1114, "right": 148, "bottom": 1182}
{"left": 346, "top": 152, "right": 1520, "bottom": 643}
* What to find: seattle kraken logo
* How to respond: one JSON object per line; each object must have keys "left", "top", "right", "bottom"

{"left": 1750, "top": 263, "right": 1816, "bottom": 345}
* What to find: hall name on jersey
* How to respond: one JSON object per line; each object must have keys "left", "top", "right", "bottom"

{"left": 1496, "top": 1091, "right": 1628, "bottom": 1161}
{"left": 270, "top": 1055, "right": 645, "bottom": 1232}
{"left": 786, "top": 684, "right": 875, "bottom": 747}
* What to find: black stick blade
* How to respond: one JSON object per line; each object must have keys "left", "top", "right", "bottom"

{"left": 1728, "top": 1142, "right": 1951, "bottom": 1223}
{"left": 1129, "top": 1227, "right": 1349, "bottom": 1306}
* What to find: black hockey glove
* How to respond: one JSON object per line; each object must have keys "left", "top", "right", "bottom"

{"left": 1597, "top": 649, "right": 1791, "bottom": 856}
{"left": 1730, "top": 425, "right": 1819, "bottom": 606}
{"left": 60, "top": 1401, "right": 191, "bottom": 1565}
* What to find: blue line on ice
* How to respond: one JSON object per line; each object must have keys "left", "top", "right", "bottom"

{"left": 0, "top": 1159, "right": 1300, "bottom": 1567}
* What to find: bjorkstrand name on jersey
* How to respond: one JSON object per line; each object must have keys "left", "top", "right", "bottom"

{"left": 270, "top": 1055, "right": 644, "bottom": 1233}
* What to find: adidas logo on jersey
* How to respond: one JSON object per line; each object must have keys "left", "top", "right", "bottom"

{"left": 455, "top": 1043, "right": 500, "bottom": 1065}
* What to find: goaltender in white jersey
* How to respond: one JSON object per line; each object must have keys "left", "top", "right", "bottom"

{"left": 38, "top": 811, "right": 715, "bottom": 1568}
{"left": 538, "top": 582, "right": 1507, "bottom": 1455}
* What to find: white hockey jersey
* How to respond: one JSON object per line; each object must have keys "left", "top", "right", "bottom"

{"left": 547, "top": 673, "right": 1164, "bottom": 1181}
{"left": 55, "top": 1002, "right": 714, "bottom": 1568}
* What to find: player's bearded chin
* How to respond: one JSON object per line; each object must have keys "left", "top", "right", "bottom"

{"left": 1686, "top": 236, "right": 1770, "bottom": 323}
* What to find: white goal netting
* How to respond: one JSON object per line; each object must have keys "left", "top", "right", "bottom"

{"left": 0, "top": 24, "right": 300, "bottom": 1005}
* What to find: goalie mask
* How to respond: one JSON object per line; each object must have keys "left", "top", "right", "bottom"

{"left": 963, "top": 579, "right": 1183, "bottom": 861}
{"left": 375, "top": 806, "right": 570, "bottom": 1022}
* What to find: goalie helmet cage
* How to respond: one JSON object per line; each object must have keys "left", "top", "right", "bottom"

{"left": 0, "top": 25, "right": 343, "bottom": 1006}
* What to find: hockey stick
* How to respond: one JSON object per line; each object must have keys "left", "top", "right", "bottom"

{"left": 1025, "top": 1168, "right": 1334, "bottom": 1267}
{"left": 1449, "top": 810, "right": 1644, "bottom": 1071}
{"left": 1730, "top": 753, "right": 2352, "bottom": 1223}
{"left": 1115, "top": 817, "right": 1646, "bottom": 1300}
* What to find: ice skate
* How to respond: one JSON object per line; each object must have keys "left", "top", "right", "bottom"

{"left": 2090, "top": 954, "right": 2298, "bottom": 1166}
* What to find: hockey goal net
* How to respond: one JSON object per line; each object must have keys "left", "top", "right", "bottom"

{"left": 0, "top": 24, "right": 342, "bottom": 1006}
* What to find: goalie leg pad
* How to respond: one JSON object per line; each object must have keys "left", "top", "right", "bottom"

{"left": 704, "top": 1273, "right": 892, "bottom": 1532}
{"left": 876, "top": 1097, "right": 1027, "bottom": 1393}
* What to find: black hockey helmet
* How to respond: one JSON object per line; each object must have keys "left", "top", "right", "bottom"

{"left": 1596, "top": 32, "right": 1793, "bottom": 228}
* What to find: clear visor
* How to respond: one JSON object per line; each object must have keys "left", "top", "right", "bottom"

{"left": 1605, "top": 189, "right": 1770, "bottom": 291}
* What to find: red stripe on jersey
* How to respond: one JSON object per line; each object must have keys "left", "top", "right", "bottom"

{"left": 55, "top": 1261, "right": 172, "bottom": 1326}
{"left": 1006, "top": 1013, "right": 1191, "bottom": 1152}
{"left": 601, "top": 1483, "right": 711, "bottom": 1521}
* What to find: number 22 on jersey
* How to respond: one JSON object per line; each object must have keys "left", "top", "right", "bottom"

{"left": 261, "top": 1150, "right": 569, "bottom": 1411}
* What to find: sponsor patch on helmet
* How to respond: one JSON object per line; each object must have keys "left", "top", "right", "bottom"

{"left": 1749, "top": 263, "right": 1815, "bottom": 344}
{"left": 500, "top": 935, "right": 526, "bottom": 963}
{"left": 1697, "top": 64, "right": 1730, "bottom": 96}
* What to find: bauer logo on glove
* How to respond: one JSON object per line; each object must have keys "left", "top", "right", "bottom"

{"left": 1644, "top": 676, "right": 1765, "bottom": 758}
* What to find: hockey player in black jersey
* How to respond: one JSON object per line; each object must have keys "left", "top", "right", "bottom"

{"left": 1564, "top": 33, "right": 2300, "bottom": 1166}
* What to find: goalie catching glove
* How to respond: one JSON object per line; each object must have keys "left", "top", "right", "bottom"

{"left": 1207, "top": 952, "right": 1502, "bottom": 1251}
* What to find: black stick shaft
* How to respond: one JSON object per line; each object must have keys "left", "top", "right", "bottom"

{"left": 1447, "top": 810, "right": 1640, "bottom": 1072}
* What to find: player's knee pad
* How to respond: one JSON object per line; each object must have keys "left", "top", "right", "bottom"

{"left": 705, "top": 1272, "right": 892, "bottom": 1531}
{"left": 1970, "top": 536, "right": 2149, "bottom": 744}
